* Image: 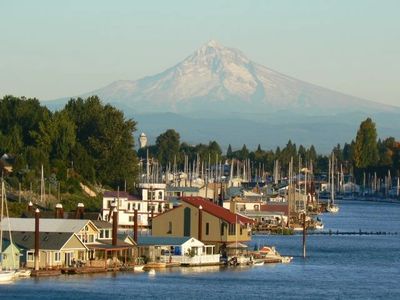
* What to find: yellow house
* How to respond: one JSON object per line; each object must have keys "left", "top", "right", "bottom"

{"left": 152, "top": 197, "right": 254, "bottom": 250}
{"left": 11, "top": 231, "right": 88, "bottom": 269}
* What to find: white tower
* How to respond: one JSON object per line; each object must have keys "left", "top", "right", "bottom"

{"left": 138, "top": 133, "right": 148, "bottom": 148}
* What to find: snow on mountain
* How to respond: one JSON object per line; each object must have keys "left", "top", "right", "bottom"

{"left": 75, "top": 40, "right": 394, "bottom": 115}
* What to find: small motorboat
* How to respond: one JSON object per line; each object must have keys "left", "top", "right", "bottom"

{"left": 0, "top": 270, "right": 16, "bottom": 282}
{"left": 148, "top": 269, "right": 156, "bottom": 276}
{"left": 326, "top": 204, "right": 339, "bottom": 213}
{"left": 16, "top": 269, "right": 32, "bottom": 278}
{"left": 252, "top": 260, "right": 265, "bottom": 266}
{"left": 259, "top": 246, "right": 292, "bottom": 264}
{"left": 133, "top": 265, "right": 144, "bottom": 272}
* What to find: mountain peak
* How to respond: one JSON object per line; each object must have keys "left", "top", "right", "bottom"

{"left": 205, "top": 39, "right": 222, "bottom": 48}
{"left": 73, "top": 41, "right": 389, "bottom": 116}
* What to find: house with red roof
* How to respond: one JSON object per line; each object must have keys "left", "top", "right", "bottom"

{"left": 152, "top": 197, "right": 254, "bottom": 250}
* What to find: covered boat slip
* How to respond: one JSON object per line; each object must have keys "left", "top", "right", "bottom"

{"left": 87, "top": 242, "right": 136, "bottom": 268}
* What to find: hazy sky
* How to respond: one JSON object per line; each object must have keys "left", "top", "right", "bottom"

{"left": 0, "top": 0, "right": 399, "bottom": 106}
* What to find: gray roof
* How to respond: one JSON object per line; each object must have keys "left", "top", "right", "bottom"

{"left": 92, "top": 220, "right": 113, "bottom": 229}
{"left": 3, "top": 231, "right": 80, "bottom": 251}
{"left": 137, "top": 236, "right": 192, "bottom": 246}
{"left": 1, "top": 218, "right": 96, "bottom": 233}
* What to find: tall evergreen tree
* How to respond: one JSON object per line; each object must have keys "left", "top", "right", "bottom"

{"left": 226, "top": 144, "right": 233, "bottom": 159}
{"left": 353, "top": 118, "right": 379, "bottom": 169}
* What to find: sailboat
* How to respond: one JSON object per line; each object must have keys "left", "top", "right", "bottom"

{"left": 0, "top": 179, "right": 16, "bottom": 282}
{"left": 327, "top": 153, "right": 339, "bottom": 213}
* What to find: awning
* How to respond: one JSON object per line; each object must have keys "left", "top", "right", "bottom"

{"left": 226, "top": 242, "right": 248, "bottom": 249}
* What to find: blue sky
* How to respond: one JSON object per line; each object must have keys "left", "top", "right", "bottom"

{"left": 0, "top": 0, "right": 399, "bottom": 106}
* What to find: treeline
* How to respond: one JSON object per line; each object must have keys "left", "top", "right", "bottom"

{"left": 139, "top": 119, "right": 400, "bottom": 182}
{"left": 1, "top": 95, "right": 398, "bottom": 193}
{"left": 138, "top": 129, "right": 321, "bottom": 173}
{"left": 0, "top": 95, "right": 138, "bottom": 193}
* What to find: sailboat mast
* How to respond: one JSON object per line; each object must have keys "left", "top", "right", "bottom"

{"left": 331, "top": 153, "right": 335, "bottom": 205}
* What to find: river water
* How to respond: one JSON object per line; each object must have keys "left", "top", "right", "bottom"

{"left": 1, "top": 200, "right": 400, "bottom": 299}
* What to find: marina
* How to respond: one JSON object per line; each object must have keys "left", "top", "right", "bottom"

{"left": 0, "top": 200, "right": 399, "bottom": 299}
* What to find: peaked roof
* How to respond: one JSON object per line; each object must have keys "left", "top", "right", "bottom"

{"left": 1, "top": 218, "right": 98, "bottom": 233}
{"left": 181, "top": 197, "right": 254, "bottom": 224}
{"left": 3, "top": 231, "right": 83, "bottom": 250}
{"left": 92, "top": 220, "right": 113, "bottom": 229}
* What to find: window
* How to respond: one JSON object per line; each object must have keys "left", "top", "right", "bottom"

{"left": 228, "top": 223, "right": 236, "bottom": 235}
{"left": 205, "top": 223, "right": 210, "bottom": 235}
{"left": 129, "top": 216, "right": 134, "bottom": 222}
{"left": 254, "top": 205, "right": 259, "bottom": 211}
{"left": 27, "top": 251, "right": 35, "bottom": 262}
{"left": 167, "top": 221, "right": 172, "bottom": 234}
{"left": 100, "top": 230, "right": 104, "bottom": 239}
{"left": 104, "top": 214, "right": 108, "bottom": 221}
{"left": 220, "top": 223, "right": 225, "bottom": 236}
{"left": 158, "top": 191, "right": 163, "bottom": 200}
{"left": 105, "top": 230, "right": 110, "bottom": 239}
{"left": 89, "top": 235, "right": 94, "bottom": 243}
{"left": 240, "top": 226, "right": 243, "bottom": 235}
{"left": 54, "top": 252, "right": 61, "bottom": 262}
{"left": 138, "top": 203, "right": 141, "bottom": 211}
{"left": 127, "top": 203, "right": 131, "bottom": 211}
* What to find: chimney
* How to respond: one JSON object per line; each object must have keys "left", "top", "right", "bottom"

{"left": 108, "top": 203, "right": 116, "bottom": 222}
{"left": 34, "top": 208, "right": 40, "bottom": 271}
{"left": 198, "top": 205, "right": 203, "bottom": 241}
{"left": 230, "top": 199, "right": 237, "bottom": 214}
{"left": 75, "top": 203, "right": 85, "bottom": 219}
{"left": 54, "top": 203, "right": 64, "bottom": 219}
{"left": 133, "top": 209, "right": 138, "bottom": 243}
{"left": 28, "top": 201, "right": 33, "bottom": 212}
{"left": 218, "top": 182, "right": 224, "bottom": 207}
{"left": 112, "top": 208, "right": 118, "bottom": 246}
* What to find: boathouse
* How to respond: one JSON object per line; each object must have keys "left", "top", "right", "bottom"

{"left": 137, "top": 236, "right": 219, "bottom": 266}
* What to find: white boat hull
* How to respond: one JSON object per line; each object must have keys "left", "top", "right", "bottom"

{"left": 133, "top": 265, "right": 144, "bottom": 272}
{"left": 16, "top": 269, "right": 31, "bottom": 278}
{"left": 327, "top": 205, "right": 339, "bottom": 213}
{"left": 0, "top": 271, "right": 16, "bottom": 282}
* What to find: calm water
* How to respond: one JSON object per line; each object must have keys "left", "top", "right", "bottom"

{"left": 1, "top": 200, "right": 400, "bottom": 299}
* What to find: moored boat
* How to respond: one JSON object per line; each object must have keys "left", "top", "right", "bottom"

{"left": 15, "top": 269, "right": 31, "bottom": 278}
{"left": 0, "top": 270, "right": 16, "bottom": 282}
{"left": 257, "top": 246, "right": 293, "bottom": 264}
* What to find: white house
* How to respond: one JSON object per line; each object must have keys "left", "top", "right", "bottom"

{"left": 102, "top": 183, "right": 170, "bottom": 228}
{"left": 137, "top": 236, "right": 220, "bottom": 266}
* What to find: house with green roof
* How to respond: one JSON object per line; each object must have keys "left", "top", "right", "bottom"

{"left": 1, "top": 238, "right": 21, "bottom": 270}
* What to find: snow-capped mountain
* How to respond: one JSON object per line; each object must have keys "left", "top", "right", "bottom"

{"left": 78, "top": 40, "right": 393, "bottom": 115}
{"left": 46, "top": 40, "right": 400, "bottom": 151}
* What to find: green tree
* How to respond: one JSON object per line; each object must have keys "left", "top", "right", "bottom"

{"left": 226, "top": 144, "right": 233, "bottom": 159}
{"left": 155, "top": 129, "right": 181, "bottom": 166}
{"left": 353, "top": 118, "right": 379, "bottom": 169}
{"left": 64, "top": 96, "right": 138, "bottom": 188}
